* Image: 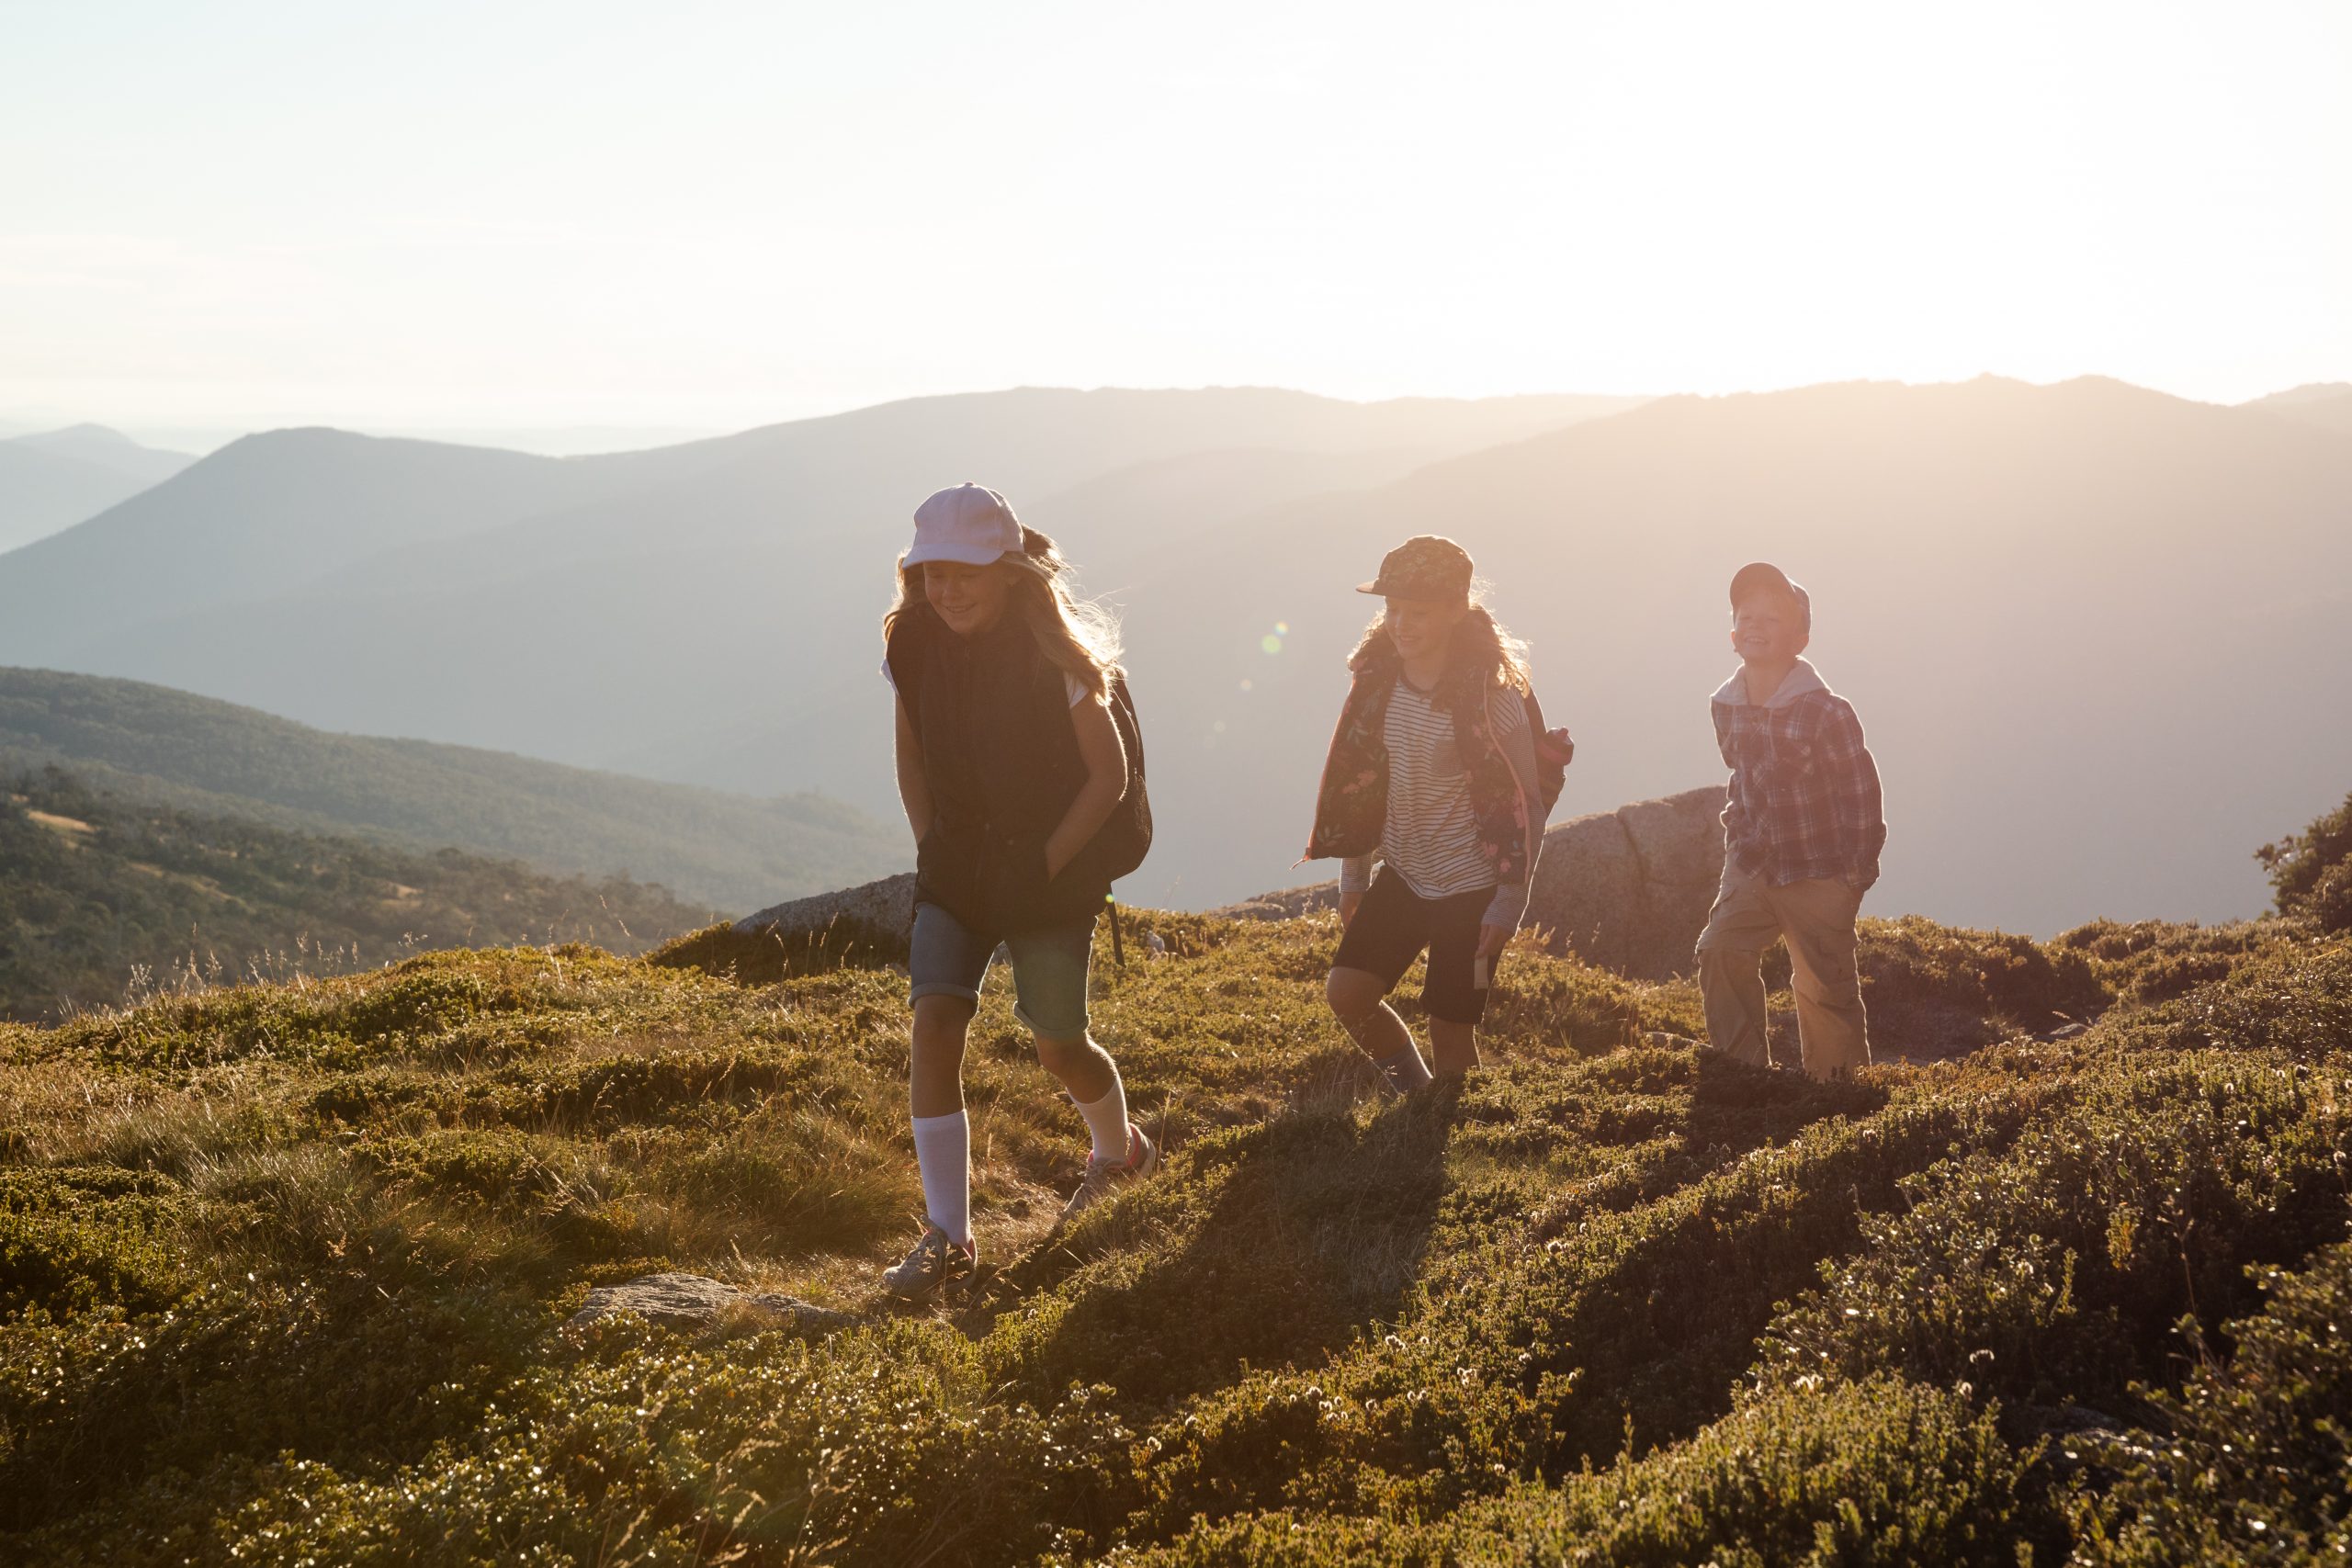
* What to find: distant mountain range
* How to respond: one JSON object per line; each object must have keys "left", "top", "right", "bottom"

{"left": 2245, "top": 383, "right": 2352, "bottom": 435}
{"left": 0, "top": 669, "right": 905, "bottom": 914}
{"left": 1113, "top": 375, "right": 2352, "bottom": 930}
{"left": 1, "top": 378, "right": 2346, "bottom": 932}
{"left": 0, "top": 386, "right": 1643, "bottom": 801}
{"left": 0, "top": 424, "right": 192, "bottom": 553}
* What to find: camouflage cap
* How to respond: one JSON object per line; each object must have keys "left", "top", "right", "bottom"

{"left": 1357, "top": 535, "right": 1474, "bottom": 602}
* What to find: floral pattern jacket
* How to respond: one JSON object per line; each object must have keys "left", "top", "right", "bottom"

{"left": 1303, "top": 659, "right": 1540, "bottom": 888}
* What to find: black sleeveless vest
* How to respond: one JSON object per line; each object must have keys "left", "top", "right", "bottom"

{"left": 887, "top": 607, "right": 1110, "bottom": 933}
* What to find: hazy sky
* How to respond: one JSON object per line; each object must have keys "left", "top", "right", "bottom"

{"left": 5, "top": 0, "right": 2347, "bottom": 440}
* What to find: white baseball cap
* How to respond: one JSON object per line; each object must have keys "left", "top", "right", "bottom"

{"left": 905, "top": 482, "right": 1023, "bottom": 569}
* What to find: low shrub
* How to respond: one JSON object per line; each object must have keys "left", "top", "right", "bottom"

{"left": 1849, "top": 915, "right": 2111, "bottom": 1055}
{"left": 2175, "top": 942, "right": 2352, "bottom": 1062}
{"left": 1120, "top": 1377, "right": 2043, "bottom": 1567}
{"left": 2258, "top": 790, "right": 2352, "bottom": 933}
{"left": 0, "top": 1167, "right": 191, "bottom": 1315}
{"left": 1755, "top": 1048, "right": 2352, "bottom": 1415}
{"left": 204, "top": 1318, "right": 1125, "bottom": 1568}
{"left": 2053, "top": 918, "right": 2277, "bottom": 1004}
{"left": 2069, "top": 1235, "right": 2352, "bottom": 1564}
{"left": 1459, "top": 1374, "right": 2050, "bottom": 1567}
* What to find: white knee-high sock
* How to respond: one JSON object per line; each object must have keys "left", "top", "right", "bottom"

{"left": 910, "top": 1111, "right": 972, "bottom": 1248}
{"left": 1072, "top": 1071, "right": 1132, "bottom": 1164}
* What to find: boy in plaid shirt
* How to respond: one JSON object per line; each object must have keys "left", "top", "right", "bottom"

{"left": 1696, "top": 562, "right": 1885, "bottom": 1078}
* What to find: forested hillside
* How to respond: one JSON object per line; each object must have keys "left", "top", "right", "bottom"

{"left": 0, "top": 668, "right": 905, "bottom": 912}
{"left": 0, "top": 767, "right": 714, "bottom": 1021}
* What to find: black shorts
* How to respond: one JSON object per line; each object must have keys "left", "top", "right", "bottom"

{"left": 1330, "top": 865, "right": 1497, "bottom": 1026}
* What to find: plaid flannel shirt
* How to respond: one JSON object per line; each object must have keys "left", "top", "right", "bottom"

{"left": 1711, "top": 660, "right": 1886, "bottom": 889}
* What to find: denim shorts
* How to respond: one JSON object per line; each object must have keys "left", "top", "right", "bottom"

{"left": 908, "top": 900, "right": 1097, "bottom": 1039}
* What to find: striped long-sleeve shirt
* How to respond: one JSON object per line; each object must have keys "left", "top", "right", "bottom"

{"left": 1340, "top": 676, "right": 1532, "bottom": 927}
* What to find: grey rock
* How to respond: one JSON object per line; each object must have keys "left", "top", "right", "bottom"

{"left": 1212, "top": 885, "right": 1339, "bottom": 920}
{"left": 1536, "top": 784, "right": 1729, "bottom": 981}
{"left": 736, "top": 872, "right": 918, "bottom": 946}
{"left": 1220, "top": 785, "right": 1729, "bottom": 981}
{"left": 566, "top": 1271, "right": 854, "bottom": 1332}
{"left": 2018, "top": 1401, "right": 2161, "bottom": 1475}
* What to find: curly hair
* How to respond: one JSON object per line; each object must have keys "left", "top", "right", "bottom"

{"left": 1346, "top": 590, "right": 1531, "bottom": 695}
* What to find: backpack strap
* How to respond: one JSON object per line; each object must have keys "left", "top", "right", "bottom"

{"left": 1522, "top": 685, "right": 1575, "bottom": 813}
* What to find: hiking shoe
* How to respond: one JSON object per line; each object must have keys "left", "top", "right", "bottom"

{"left": 881, "top": 1225, "right": 977, "bottom": 1303}
{"left": 1058, "top": 1123, "right": 1160, "bottom": 1225}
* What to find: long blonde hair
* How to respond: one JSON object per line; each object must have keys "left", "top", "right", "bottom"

{"left": 883, "top": 525, "right": 1125, "bottom": 699}
{"left": 1347, "top": 586, "right": 1532, "bottom": 695}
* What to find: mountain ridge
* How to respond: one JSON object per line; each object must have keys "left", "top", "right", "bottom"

{"left": 0, "top": 424, "right": 194, "bottom": 554}
{"left": 5, "top": 376, "right": 2346, "bottom": 931}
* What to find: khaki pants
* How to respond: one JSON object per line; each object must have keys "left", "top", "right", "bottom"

{"left": 1695, "top": 863, "right": 1870, "bottom": 1079}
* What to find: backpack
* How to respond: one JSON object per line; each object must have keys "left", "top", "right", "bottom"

{"left": 1094, "top": 671, "right": 1153, "bottom": 881}
{"left": 1522, "top": 686, "right": 1574, "bottom": 815}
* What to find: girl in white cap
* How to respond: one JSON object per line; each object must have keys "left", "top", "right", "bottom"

{"left": 878, "top": 483, "right": 1157, "bottom": 1303}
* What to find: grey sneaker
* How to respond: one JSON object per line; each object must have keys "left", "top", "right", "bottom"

{"left": 1058, "top": 1123, "right": 1160, "bottom": 1225}
{"left": 881, "top": 1225, "right": 977, "bottom": 1303}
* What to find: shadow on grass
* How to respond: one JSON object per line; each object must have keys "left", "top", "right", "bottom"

{"left": 1681, "top": 1051, "right": 1888, "bottom": 1160}
{"left": 982, "top": 1085, "right": 1459, "bottom": 1411}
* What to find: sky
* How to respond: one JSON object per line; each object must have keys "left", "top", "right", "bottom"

{"left": 4, "top": 0, "right": 2348, "bottom": 447}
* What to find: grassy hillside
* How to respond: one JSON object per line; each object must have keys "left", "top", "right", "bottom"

{"left": 0, "top": 875, "right": 2342, "bottom": 1559}
{"left": 0, "top": 668, "right": 905, "bottom": 913}
{"left": 0, "top": 766, "right": 716, "bottom": 1022}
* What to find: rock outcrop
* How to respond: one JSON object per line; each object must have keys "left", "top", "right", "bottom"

{"left": 1525, "top": 785, "right": 1727, "bottom": 979}
{"left": 735, "top": 871, "right": 918, "bottom": 951}
{"left": 566, "top": 1271, "right": 854, "bottom": 1333}
{"left": 1219, "top": 784, "right": 1728, "bottom": 981}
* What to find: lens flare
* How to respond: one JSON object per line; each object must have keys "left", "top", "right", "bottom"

{"left": 1261, "top": 634, "right": 1283, "bottom": 655}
